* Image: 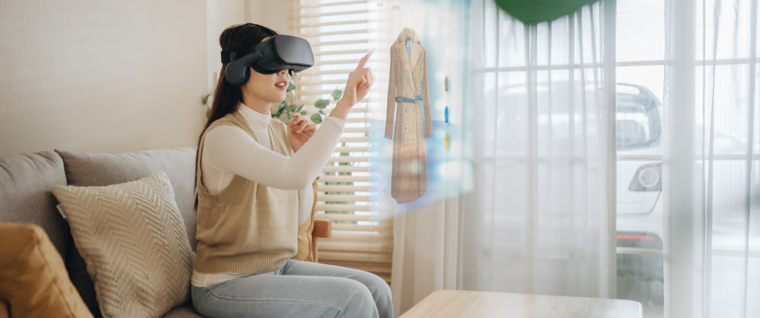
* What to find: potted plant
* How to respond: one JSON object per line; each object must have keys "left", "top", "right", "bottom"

{"left": 202, "top": 75, "right": 343, "bottom": 125}
{"left": 270, "top": 75, "right": 343, "bottom": 125}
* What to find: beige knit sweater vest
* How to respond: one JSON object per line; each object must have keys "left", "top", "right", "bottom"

{"left": 193, "top": 111, "right": 299, "bottom": 274}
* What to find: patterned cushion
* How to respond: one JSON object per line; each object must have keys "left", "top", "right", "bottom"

{"left": 55, "top": 148, "right": 197, "bottom": 317}
{"left": 52, "top": 171, "right": 194, "bottom": 318}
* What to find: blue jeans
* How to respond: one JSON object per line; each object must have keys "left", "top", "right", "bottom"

{"left": 191, "top": 259, "right": 393, "bottom": 318}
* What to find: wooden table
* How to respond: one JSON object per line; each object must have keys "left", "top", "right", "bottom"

{"left": 400, "top": 290, "right": 642, "bottom": 318}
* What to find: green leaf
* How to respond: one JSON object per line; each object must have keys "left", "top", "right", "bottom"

{"left": 331, "top": 89, "right": 343, "bottom": 101}
{"left": 296, "top": 105, "right": 304, "bottom": 112}
{"left": 287, "top": 81, "right": 296, "bottom": 92}
{"left": 319, "top": 110, "right": 327, "bottom": 115}
{"left": 300, "top": 111, "right": 307, "bottom": 115}
{"left": 315, "top": 99, "right": 329, "bottom": 109}
{"left": 310, "top": 113, "right": 323, "bottom": 124}
{"left": 287, "top": 112, "right": 292, "bottom": 120}
{"left": 287, "top": 104, "right": 296, "bottom": 112}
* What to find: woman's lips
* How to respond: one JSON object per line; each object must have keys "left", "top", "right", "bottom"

{"left": 275, "top": 81, "right": 288, "bottom": 89}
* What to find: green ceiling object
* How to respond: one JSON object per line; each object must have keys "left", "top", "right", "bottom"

{"left": 494, "top": 0, "right": 600, "bottom": 25}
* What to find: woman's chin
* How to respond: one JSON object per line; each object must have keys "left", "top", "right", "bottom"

{"left": 273, "top": 93, "right": 287, "bottom": 103}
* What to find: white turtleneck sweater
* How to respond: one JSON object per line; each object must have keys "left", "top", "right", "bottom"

{"left": 192, "top": 105, "right": 345, "bottom": 288}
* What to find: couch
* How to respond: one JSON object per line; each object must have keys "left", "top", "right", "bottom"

{"left": 0, "top": 147, "right": 331, "bottom": 318}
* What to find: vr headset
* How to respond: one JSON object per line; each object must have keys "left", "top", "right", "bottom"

{"left": 222, "top": 34, "right": 315, "bottom": 86}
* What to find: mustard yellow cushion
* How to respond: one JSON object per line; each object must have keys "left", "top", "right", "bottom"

{"left": 52, "top": 171, "right": 194, "bottom": 318}
{"left": 0, "top": 222, "right": 93, "bottom": 318}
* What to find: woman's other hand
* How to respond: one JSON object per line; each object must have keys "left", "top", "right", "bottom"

{"left": 287, "top": 112, "right": 316, "bottom": 152}
{"left": 340, "top": 48, "right": 376, "bottom": 107}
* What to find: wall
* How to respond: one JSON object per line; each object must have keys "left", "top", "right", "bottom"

{"left": 0, "top": 1, "right": 209, "bottom": 156}
{"left": 0, "top": 0, "right": 294, "bottom": 156}
{"left": 207, "top": 0, "right": 245, "bottom": 93}
{"left": 259, "top": 0, "right": 291, "bottom": 34}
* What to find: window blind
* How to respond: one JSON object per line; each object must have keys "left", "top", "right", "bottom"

{"left": 289, "top": 0, "right": 394, "bottom": 283}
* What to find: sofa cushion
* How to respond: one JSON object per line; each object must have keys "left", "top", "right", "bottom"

{"left": 54, "top": 148, "right": 197, "bottom": 250}
{"left": 53, "top": 171, "right": 194, "bottom": 318}
{"left": 0, "top": 222, "right": 93, "bottom": 318}
{"left": 55, "top": 148, "right": 197, "bottom": 317}
{"left": 0, "top": 151, "right": 69, "bottom": 259}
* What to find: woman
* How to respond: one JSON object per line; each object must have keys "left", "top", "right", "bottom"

{"left": 192, "top": 23, "right": 391, "bottom": 318}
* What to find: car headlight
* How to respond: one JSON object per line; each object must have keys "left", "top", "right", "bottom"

{"left": 629, "top": 163, "right": 662, "bottom": 191}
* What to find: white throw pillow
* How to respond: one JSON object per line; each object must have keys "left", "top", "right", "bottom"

{"left": 53, "top": 171, "right": 194, "bottom": 318}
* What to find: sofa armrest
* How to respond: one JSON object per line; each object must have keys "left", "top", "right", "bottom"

{"left": 311, "top": 220, "right": 332, "bottom": 262}
{"left": 313, "top": 220, "right": 332, "bottom": 239}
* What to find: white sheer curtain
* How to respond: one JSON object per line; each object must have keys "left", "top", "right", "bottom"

{"left": 461, "top": 0, "right": 617, "bottom": 298}
{"left": 385, "top": 2, "right": 472, "bottom": 316}
{"left": 666, "top": 0, "right": 760, "bottom": 317}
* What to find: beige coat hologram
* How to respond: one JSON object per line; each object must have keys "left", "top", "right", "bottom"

{"left": 385, "top": 28, "right": 432, "bottom": 204}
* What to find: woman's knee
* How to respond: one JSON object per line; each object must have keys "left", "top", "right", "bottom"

{"left": 356, "top": 271, "right": 391, "bottom": 299}
{"left": 352, "top": 272, "right": 392, "bottom": 318}
{"left": 342, "top": 278, "right": 379, "bottom": 318}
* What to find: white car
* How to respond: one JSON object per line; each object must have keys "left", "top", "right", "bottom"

{"left": 615, "top": 83, "right": 664, "bottom": 240}
{"left": 614, "top": 83, "right": 664, "bottom": 318}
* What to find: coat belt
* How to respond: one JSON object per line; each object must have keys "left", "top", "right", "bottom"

{"left": 395, "top": 95, "right": 423, "bottom": 103}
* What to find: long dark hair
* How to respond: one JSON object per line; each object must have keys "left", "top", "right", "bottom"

{"left": 194, "top": 23, "right": 277, "bottom": 210}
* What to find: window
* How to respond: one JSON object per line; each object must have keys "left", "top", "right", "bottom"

{"left": 616, "top": 1, "right": 760, "bottom": 316}
{"left": 289, "top": 0, "right": 394, "bottom": 283}
{"left": 615, "top": 1, "right": 666, "bottom": 316}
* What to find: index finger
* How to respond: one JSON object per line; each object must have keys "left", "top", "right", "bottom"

{"left": 356, "top": 48, "right": 375, "bottom": 69}
{"left": 288, "top": 114, "right": 299, "bottom": 126}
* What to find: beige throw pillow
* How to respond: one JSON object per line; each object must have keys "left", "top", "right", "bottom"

{"left": 53, "top": 171, "right": 194, "bottom": 318}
